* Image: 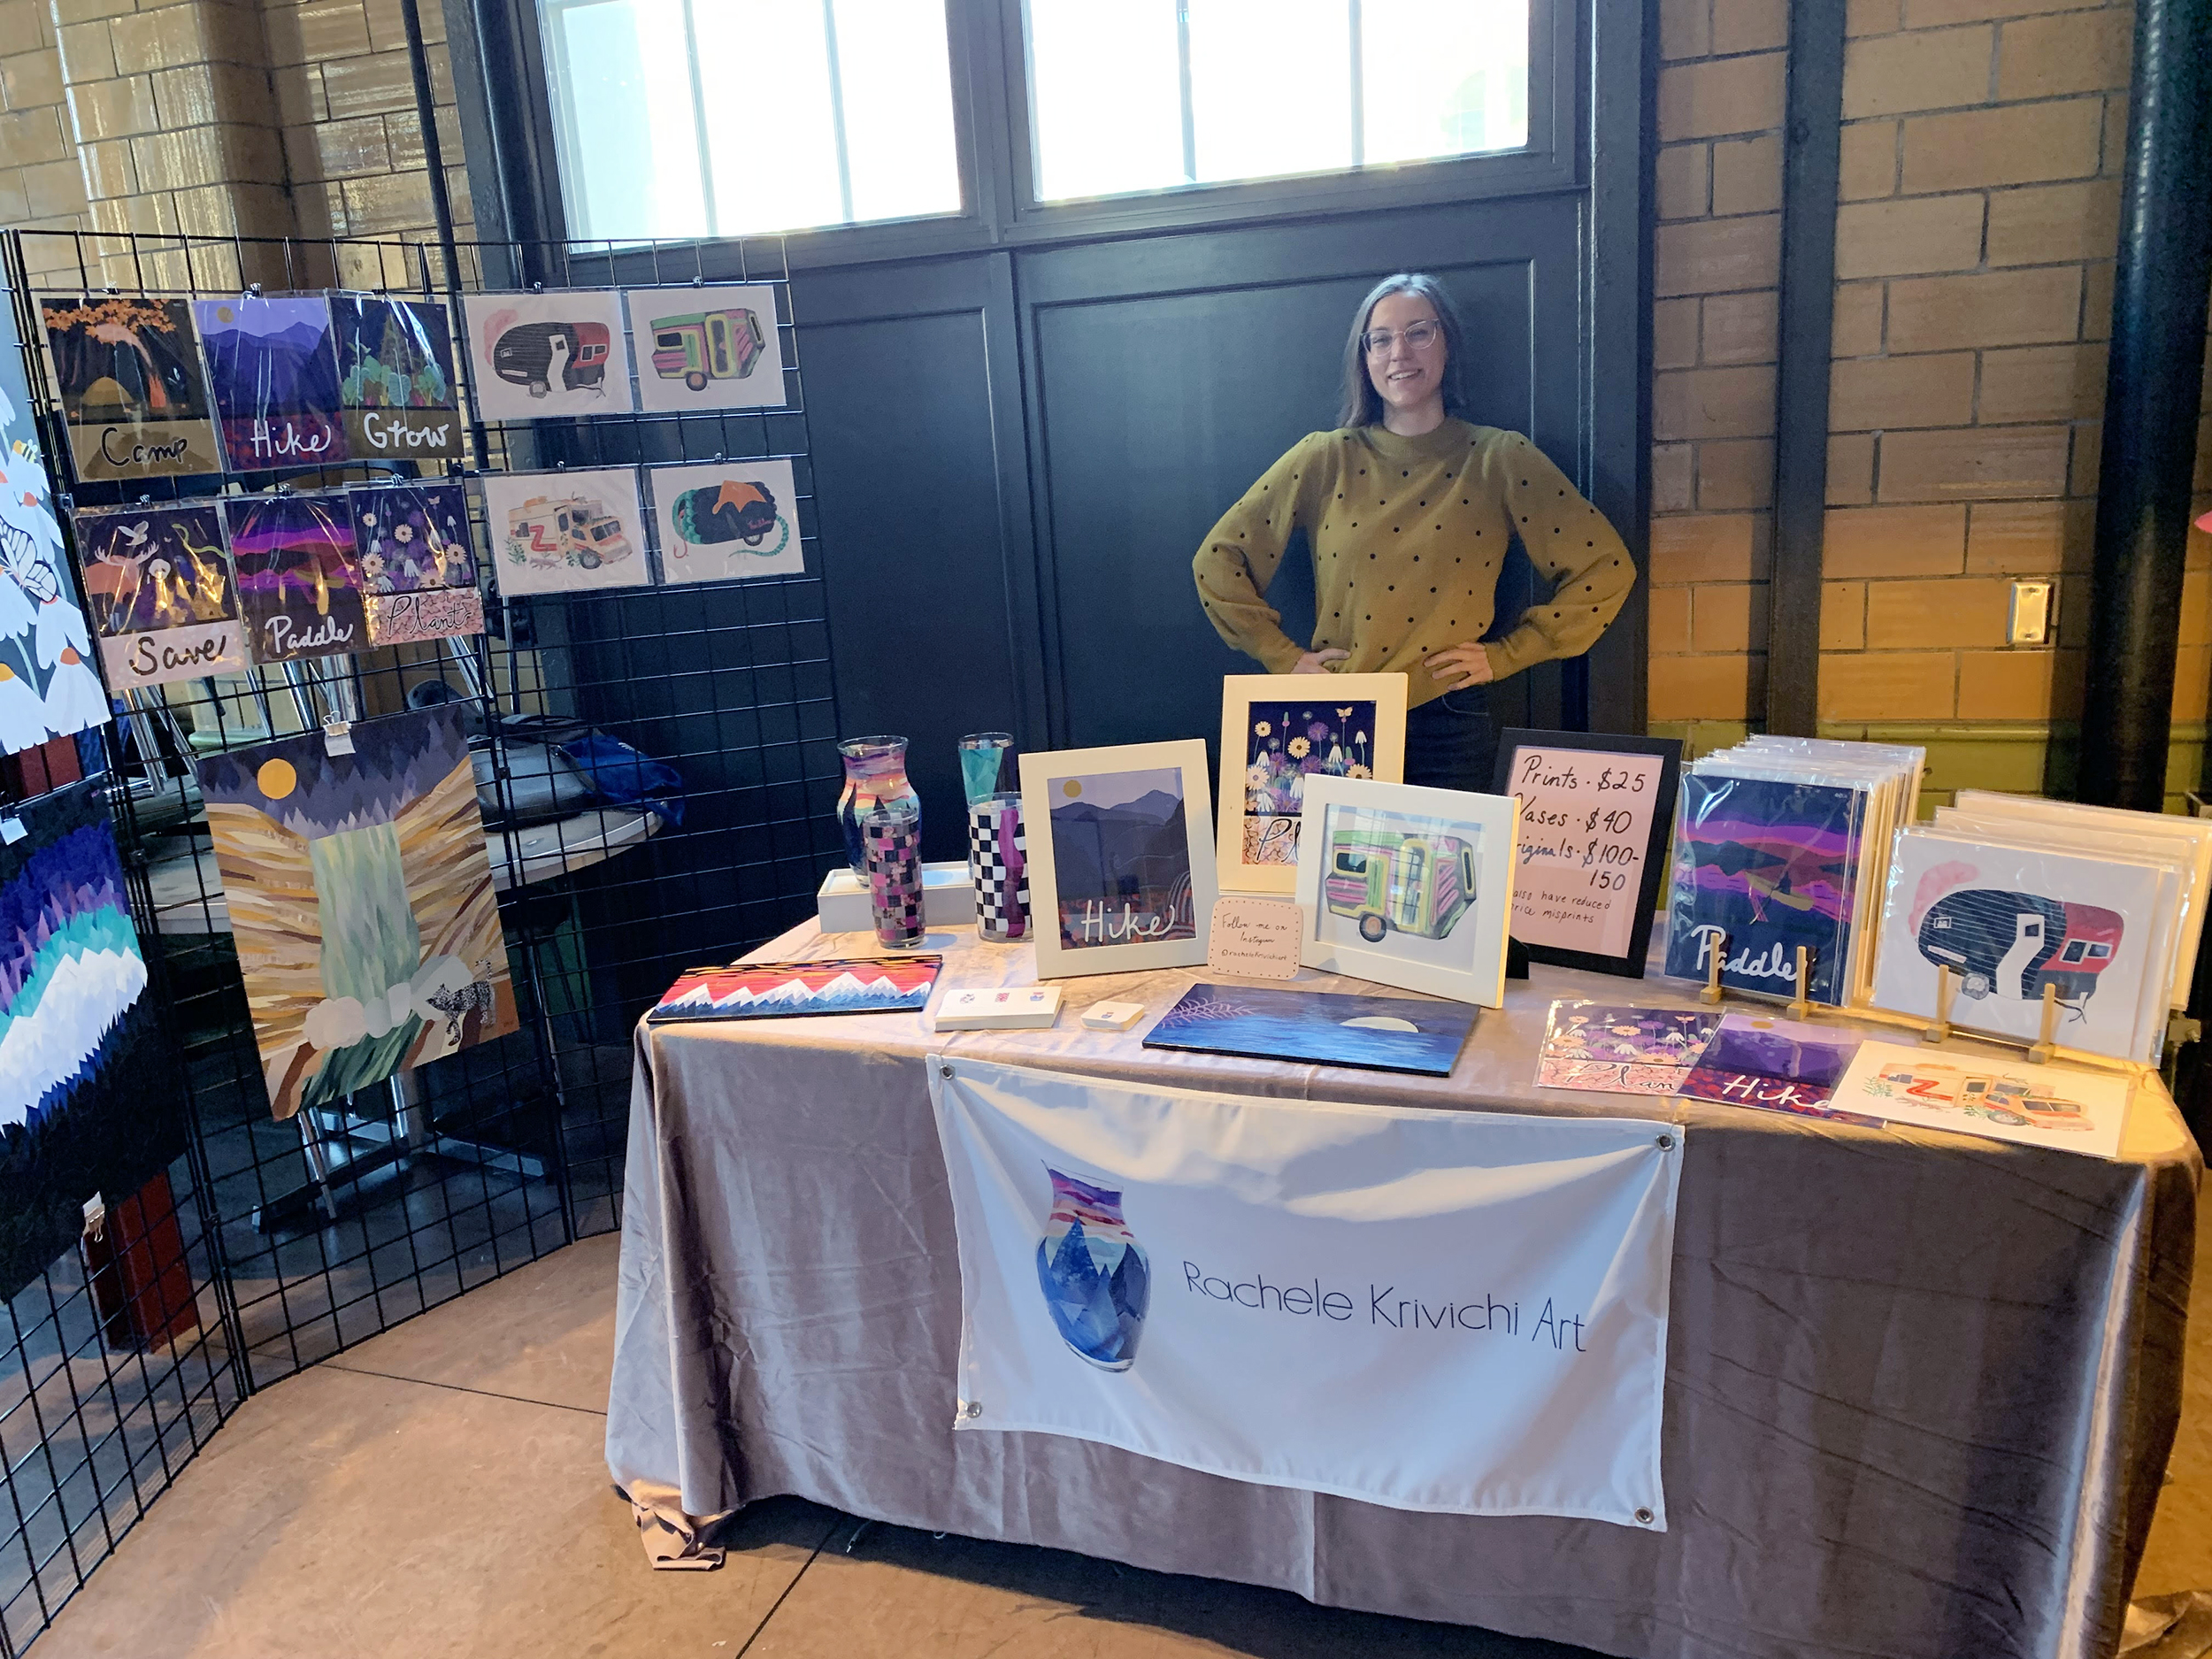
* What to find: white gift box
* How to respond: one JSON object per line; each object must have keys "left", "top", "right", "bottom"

{"left": 817, "top": 860, "right": 977, "bottom": 933}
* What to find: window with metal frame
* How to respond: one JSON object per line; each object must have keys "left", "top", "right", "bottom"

{"left": 1022, "top": 0, "right": 1532, "bottom": 204}
{"left": 535, "top": 0, "right": 964, "bottom": 242}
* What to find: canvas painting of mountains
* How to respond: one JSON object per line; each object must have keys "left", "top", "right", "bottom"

{"left": 1142, "top": 981, "right": 1475, "bottom": 1077}
{"left": 1663, "top": 772, "right": 1865, "bottom": 1004}
{"left": 645, "top": 956, "right": 942, "bottom": 1022}
{"left": 195, "top": 706, "right": 518, "bottom": 1118}
{"left": 1044, "top": 766, "right": 1198, "bottom": 951}
{"left": 0, "top": 781, "right": 188, "bottom": 1301}
{"left": 194, "top": 295, "right": 349, "bottom": 470}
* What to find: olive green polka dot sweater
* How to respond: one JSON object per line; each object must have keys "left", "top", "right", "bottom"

{"left": 1192, "top": 419, "right": 1637, "bottom": 707}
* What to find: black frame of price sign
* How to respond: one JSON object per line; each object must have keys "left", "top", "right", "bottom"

{"left": 1490, "top": 728, "right": 1685, "bottom": 979}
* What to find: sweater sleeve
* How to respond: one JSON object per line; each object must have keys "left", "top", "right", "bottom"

{"left": 1481, "top": 435, "right": 1639, "bottom": 681}
{"left": 1193, "top": 435, "right": 1329, "bottom": 674}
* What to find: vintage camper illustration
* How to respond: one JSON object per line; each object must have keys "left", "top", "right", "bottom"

{"left": 1914, "top": 888, "right": 2124, "bottom": 1012}
{"left": 1323, "top": 825, "right": 1477, "bottom": 943}
{"left": 647, "top": 306, "right": 764, "bottom": 392}
{"left": 489, "top": 320, "right": 611, "bottom": 396}
{"left": 502, "top": 494, "right": 635, "bottom": 572}
{"left": 1867, "top": 1060, "right": 2094, "bottom": 1133}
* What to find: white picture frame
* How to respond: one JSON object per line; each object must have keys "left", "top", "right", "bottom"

{"left": 459, "top": 290, "right": 636, "bottom": 420}
{"left": 625, "top": 284, "right": 788, "bottom": 413}
{"left": 1215, "top": 672, "right": 1408, "bottom": 897}
{"left": 1019, "top": 740, "right": 1217, "bottom": 979}
{"left": 1293, "top": 776, "right": 1520, "bottom": 1006}
{"left": 647, "top": 457, "right": 804, "bottom": 584}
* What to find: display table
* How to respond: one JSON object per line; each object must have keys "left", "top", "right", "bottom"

{"left": 606, "top": 919, "right": 2199, "bottom": 1659}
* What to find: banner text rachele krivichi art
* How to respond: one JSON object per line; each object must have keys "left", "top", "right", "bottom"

{"left": 931, "top": 1055, "right": 1681, "bottom": 1525}
{"left": 1178, "top": 1261, "right": 1589, "bottom": 1348}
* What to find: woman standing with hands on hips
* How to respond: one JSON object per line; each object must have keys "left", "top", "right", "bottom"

{"left": 1192, "top": 273, "right": 1637, "bottom": 791}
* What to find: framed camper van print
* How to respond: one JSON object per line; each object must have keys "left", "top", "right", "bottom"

{"left": 1018, "top": 740, "right": 1217, "bottom": 979}
{"left": 477, "top": 468, "right": 651, "bottom": 597}
{"left": 626, "top": 284, "right": 788, "bottom": 414}
{"left": 1215, "top": 672, "right": 1407, "bottom": 897}
{"left": 1293, "top": 775, "right": 1520, "bottom": 1007}
{"left": 459, "top": 290, "right": 635, "bottom": 419}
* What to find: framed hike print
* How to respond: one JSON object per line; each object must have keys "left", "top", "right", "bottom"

{"left": 647, "top": 457, "right": 803, "bottom": 584}
{"left": 1293, "top": 775, "right": 1520, "bottom": 1006}
{"left": 625, "top": 284, "right": 787, "bottom": 414}
{"left": 1215, "top": 672, "right": 1406, "bottom": 897}
{"left": 1019, "top": 739, "right": 1217, "bottom": 979}
{"left": 38, "top": 294, "right": 222, "bottom": 480}
{"left": 460, "top": 290, "right": 635, "bottom": 420}
{"left": 1491, "top": 728, "right": 1682, "bottom": 978}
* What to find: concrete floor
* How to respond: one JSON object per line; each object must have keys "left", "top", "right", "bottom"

{"left": 31, "top": 1221, "right": 2212, "bottom": 1658}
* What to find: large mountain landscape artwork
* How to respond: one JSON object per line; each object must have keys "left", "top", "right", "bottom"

{"left": 1044, "top": 766, "right": 1196, "bottom": 950}
{"left": 195, "top": 706, "right": 518, "bottom": 1118}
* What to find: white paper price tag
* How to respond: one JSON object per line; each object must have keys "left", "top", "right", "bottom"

{"left": 323, "top": 721, "right": 355, "bottom": 757}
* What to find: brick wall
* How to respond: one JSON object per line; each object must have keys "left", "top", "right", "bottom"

{"left": 1816, "top": 0, "right": 2138, "bottom": 745}
{"left": 0, "top": 0, "right": 462, "bottom": 290}
{"left": 1645, "top": 0, "right": 1788, "bottom": 750}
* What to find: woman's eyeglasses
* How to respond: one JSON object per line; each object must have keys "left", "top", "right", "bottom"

{"left": 1362, "top": 319, "right": 1444, "bottom": 357}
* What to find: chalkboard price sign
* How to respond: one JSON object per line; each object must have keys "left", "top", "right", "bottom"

{"left": 1491, "top": 729, "right": 1685, "bottom": 978}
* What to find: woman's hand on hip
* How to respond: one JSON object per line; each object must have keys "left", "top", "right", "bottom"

{"left": 1425, "top": 643, "right": 1495, "bottom": 689}
{"left": 1292, "top": 649, "right": 1350, "bottom": 674}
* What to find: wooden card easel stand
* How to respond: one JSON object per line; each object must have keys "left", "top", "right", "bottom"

{"left": 1700, "top": 934, "right": 1724, "bottom": 1004}
{"left": 1787, "top": 947, "right": 1812, "bottom": 1022}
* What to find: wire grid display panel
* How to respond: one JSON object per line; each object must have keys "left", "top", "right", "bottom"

{"left": 15, "top": 224, "right": 845, "bottom": 1403}
{"left": 0, "top": 1141, "right": 241, "bottom": 1658}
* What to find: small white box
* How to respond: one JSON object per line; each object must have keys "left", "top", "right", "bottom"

{"left": 1080, "top": 1000, "right": 1146, "bottom": 1032}
{"left": 817, "top": 860, "right": 976, "bottom": 933}
{"left": 933, "top": 986, "right": 1062, "bottom": 1031}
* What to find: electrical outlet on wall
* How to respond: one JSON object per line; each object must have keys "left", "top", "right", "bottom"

{"left": 2009, "top": 580, "right": 2054, "bottom": 646}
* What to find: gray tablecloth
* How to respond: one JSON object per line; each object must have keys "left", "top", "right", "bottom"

{"left": 606, "top": 921, "right": 2200, "bottom": 1659}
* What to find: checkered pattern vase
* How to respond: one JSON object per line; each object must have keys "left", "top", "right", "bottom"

{"left": 966, "top": 795, "right": 1029, "bottom": 942}
{"left": 862, "top": 807, "right": 925, "bottom": 949}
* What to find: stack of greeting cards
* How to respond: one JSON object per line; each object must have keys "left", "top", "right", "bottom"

{"left": 1868, "top": 793, "right": 2211, "bottom": 1064}
{"left": 1663, "top": 738, "right": 1923, "bottom": 1008}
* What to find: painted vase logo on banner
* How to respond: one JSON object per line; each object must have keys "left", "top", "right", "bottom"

{"left": 1036, "top": 1169, "right": 1150, "bottom": 1371}
{"left": 935, "top": 1059, "right": 1678, "bottom": 1523}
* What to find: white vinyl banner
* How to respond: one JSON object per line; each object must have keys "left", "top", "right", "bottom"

{"left": 928, "top": 1054, "right": 1683, "bottom": 1526}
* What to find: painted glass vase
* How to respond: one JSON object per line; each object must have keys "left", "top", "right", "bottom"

{"left": 861, "top": 800, "right": 926, "bottom": 949}
{"left": 966, "top": 792, "right": 1028, "bottom": 941}
{"left": 836, "top": 735, "right": 918, "bottom": 875}
{"left": 1034, "top": 1168, "right": 1149, "bottom": 1371}
{"left": 956, "top": 732, "right": 1016, "bottom": 807}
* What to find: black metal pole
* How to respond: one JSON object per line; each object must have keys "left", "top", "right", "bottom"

{"left": 1765, "top": 0, "right": 1846, "bottom": 739}
{"left": 398, "top": 0, "right": 465, "bottom": 297}
{"left": 2078, "top": 0, "right": 2212, "bottom": 810}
